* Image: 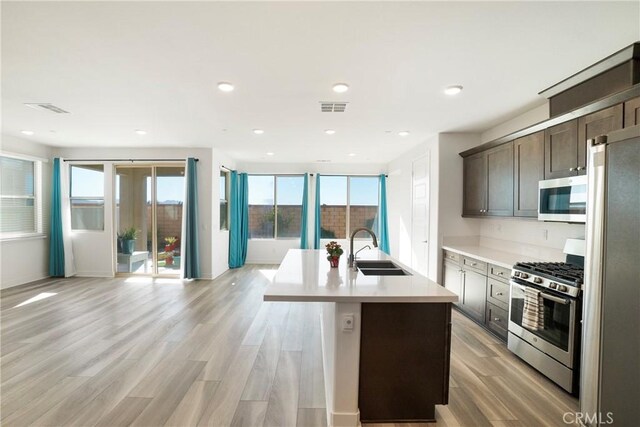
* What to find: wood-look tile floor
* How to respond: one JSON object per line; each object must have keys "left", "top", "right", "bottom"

{"left": 1, "top": 265, "right": 577, "bottom": 427}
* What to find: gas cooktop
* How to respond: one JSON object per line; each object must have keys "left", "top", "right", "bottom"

{"left": 513, "top": 261, "right": 584, "bottom": 289}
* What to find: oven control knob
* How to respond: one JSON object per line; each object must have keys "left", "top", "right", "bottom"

{"left": 514, "top": 271, "right": 520, "bottom": 277}
{"left": 558, "top": 285, "right": 568, "bottom": 292}
{"left": 533, "top": 277, "right": 543, "bottom": 284}
{"left": 549, "top": 282, "right": 558, "bottom": 289}
{"left": 520, "top": 273, "right": 529, "bottom": 279}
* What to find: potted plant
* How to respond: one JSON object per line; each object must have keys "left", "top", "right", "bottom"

{"left": 164, "top": 236, "right": 177, "bottom": 252}
{"left": 120, "top": 227, "right": 139, "bottom": 255}
{"left": 325, "top": 241, "right": 343, "bottom": 268}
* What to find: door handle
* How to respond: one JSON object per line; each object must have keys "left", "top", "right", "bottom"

{"left": 423, "top": 240, "right": 428, "bottom": 243}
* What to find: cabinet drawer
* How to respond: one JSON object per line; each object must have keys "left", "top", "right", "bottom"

{"left": 486, "top": 303, "right": 508, "bottom": 341}
{"left": 443, "top": 250, "right": 460, "bottom": 264}
{"left": 487, "top": 278, "right": 510, "bottom": 310}
{"left": 462, "top": 256, "right": 487, "bottom": 274}
{"left": 489, "top": 264, "right": 511, "bottom": 283}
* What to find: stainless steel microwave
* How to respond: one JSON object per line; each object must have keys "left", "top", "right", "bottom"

{"left": 538, "top": 176, "right": 587, "bottom": 223}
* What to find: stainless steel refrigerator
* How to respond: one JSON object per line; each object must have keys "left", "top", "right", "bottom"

{"left": 581, "top": 125, "right": 640, "bottom": 426}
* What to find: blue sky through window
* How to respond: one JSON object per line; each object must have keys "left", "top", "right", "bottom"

{"left": 320, "top": 176, "right": 378, "bottom": 206}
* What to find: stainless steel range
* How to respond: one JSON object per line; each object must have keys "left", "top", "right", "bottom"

{"left": 508, "top": 245, "right": 584, "bottom": 395}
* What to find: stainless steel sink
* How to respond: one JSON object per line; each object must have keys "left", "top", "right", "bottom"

{"left": 357, "top": 260, "right": 412, "bottom": 276}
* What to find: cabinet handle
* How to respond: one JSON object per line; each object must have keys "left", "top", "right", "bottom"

{"left": 577, "top": 166, "right": 584, "bottom": 171}
{"left": 569, "top": 167, "right": 576, "bottom": 171}
{"left": 497, "top": 272, "right": 504, "bottom": 276}
{"left": 494, "top": 317, "right": 501, "bottom": 322}
{"left": 470, "top": 262, "right": 477, "bottom": 266}
{"left": 495, "top": 292, "right": 503, "bottom": 296}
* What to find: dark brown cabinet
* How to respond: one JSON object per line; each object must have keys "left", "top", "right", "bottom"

{"left": 544, "top": 120, "right": 579, "bottom": 179}
{"left": 463, "top": 142, "right": 513, "bottom": 217}
{"left": 462, "top": 152, "right": 486, "bottom": 216}
{"left": 624, "top": 96, "right": 640, "bottom": 127}
{"left": 359, "top": 303, "right": 451, "bottom": 423}
{"left": 577, "top": 104, "right": 623, "bottom": 170}
{"left": 443, "top": 260, "right": 462, "bottom": 303}
{"left": 513, "top": 131, "right": 544, "bottom": 217}
{"left": 459, "top": 268, "right": 486, "bottom": 324}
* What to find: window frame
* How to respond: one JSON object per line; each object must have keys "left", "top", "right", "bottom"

{"left": 0, "top": 152, "right": 44, "bottom": 240}
{"left": 220, "top": 169, "right": 230, "bottom": 231}
{"left": 248, "top": 174, "right": 305, "bottom": 240}
{"left": 69, "top": 163, "right": 106, "bottom": 232}
{"left": 319, "top": 174, "right": 380, "bottom": 240}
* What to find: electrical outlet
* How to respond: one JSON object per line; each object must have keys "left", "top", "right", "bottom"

{"left": 342, "top": 314, "right": 355, "bottom": 332}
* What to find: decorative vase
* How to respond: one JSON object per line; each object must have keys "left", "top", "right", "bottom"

{"left": 123, "top": 239, "right": 135, "bottom": 254}
{"left": 166, "top": 256, "right": 174, "bottom": 266}
{"left": 329, "top": 256, "right": 340, "bottom": 268}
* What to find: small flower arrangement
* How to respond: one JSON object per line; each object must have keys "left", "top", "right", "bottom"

{"left": 325, "top": 241, "right": 343, "bottom": 258}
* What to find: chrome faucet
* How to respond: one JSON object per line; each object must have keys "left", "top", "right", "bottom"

{"left": 348, "top": 227, "right": 378, "bottom": 268}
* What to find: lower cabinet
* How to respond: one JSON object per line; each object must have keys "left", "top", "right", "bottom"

{"left": 459, "top": 269, "right": 486, "bottom": 323}
{"left": 442, "top": 249, "right": 511, "bottom": 342}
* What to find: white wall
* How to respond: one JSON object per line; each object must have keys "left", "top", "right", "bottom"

{"left": 237, "top": 161, "right": 387, "bottom": 264}
{"left": 1, "top": 135, "right": 53, "bottom": 289}
{"left": 211, "top": 149, "right": 236, "bottom": 278}
{"left": 53, "top": 146, "right": 215, "bottom": 279}
{"left": 387, "top": 133, "right": 481, "bottom": 283}
{"left": 480, "top": 102, "right": 549, "bottom": 143}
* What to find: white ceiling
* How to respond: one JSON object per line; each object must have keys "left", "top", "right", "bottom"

{"left": 2, "top": 1, "right": 639, "bottom": 163}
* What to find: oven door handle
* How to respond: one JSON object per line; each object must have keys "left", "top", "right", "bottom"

{"left": 511, "top": 283, "right": 570, "bottom": 305}
{"left": 540, "top": 293, "right": 570, "bottom": 305}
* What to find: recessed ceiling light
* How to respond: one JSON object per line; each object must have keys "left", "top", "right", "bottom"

{"left": 332, "top": 83, "right": 349, "bottom": 93}
{"left": 21, "top": 130, "right": 34, "bottom": 135}
{"left": 253, "top": 129, "right": 264, "bottom": 135}
{"left": 135, "top": 130, "right": 147, "bottom": 135}
{"left": 325, "top": 129, "right": 336, "bottom": 135}
{"left": 217, "top": 82, "right": 234, "bottom": 92}
{"left": 348, "top": 153, "right": 356, "bottom": 157}
{"left": 398, "top": 131, "right": 410, "bottom": 137}
{"left": 444, "top": 85, "right": 463, "bottom": 95}
{"left": 266, "top": 152, "right": 274, "bottom": 156}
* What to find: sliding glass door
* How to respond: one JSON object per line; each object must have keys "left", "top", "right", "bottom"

{"left": 115, "top": 164, "right": 185, "bottom": 276}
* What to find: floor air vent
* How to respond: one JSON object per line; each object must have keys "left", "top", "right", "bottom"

{"left": 320, "top": 102, "right": 348, "bottom": 113}
{"left": 24, "top": 103, "right": 70, "bottom": 114}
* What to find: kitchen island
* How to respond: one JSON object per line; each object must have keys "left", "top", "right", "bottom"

{"left": 264, "top": 249, "right": 458, "bottom": 427}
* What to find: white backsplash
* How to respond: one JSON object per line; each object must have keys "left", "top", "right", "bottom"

{"left": 443, "top": 218, "right": 585, "bottom": 262}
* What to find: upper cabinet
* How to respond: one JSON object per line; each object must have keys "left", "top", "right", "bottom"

{"left": 463, "top": 142, "right": 513, "bottom": 217}
{"left": 513, "top": 131, "right": 544, "bottom": 217}
{"left": 577, "top": 104, "right": 624, "bottom": 170}
{"left": 625, "top": 96, "right": 640, "bottom": 127}
{"left": 544, "top": 120, "right": 579, "bottom": 179}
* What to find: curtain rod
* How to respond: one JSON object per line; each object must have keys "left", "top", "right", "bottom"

{"left": 310, "top": 173, "right": 388, "bottom": 177}
{"left": 62, "top": 158, "right": 198, "bottom": 162}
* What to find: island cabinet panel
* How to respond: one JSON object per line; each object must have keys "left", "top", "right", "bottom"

{"left": 624, "top": 96, "right": 640, "bottom": 127}
{"left": 359, "top": 303, "right": 451, "bottom": 423}
{"left": 462, "top": 152, "right": 487, "bottom": 216}
{"left": 513, "top": 131, "right": 544, "bottom": 217}
{"left": 544, "top": 120, "right": 579, "bottom": 179}
{"left": 577, "top": 104, "right": 623, "bottom": 173}
{"left": 486, "top": 142, "right": 514, "bottom": 216}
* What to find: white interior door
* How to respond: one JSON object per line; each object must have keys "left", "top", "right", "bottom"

{"left": 411, "top": 154, "right": 430, "bottom": 277}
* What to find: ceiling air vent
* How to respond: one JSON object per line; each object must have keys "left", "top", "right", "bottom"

{"left": 24, "top": 103, "right": 70, "bottom": 114}
{"left": 315, "top": 159, "right": 332, "bottom": 163}
{"left": 320, "top": 102, "right": 348, "bottom": 113}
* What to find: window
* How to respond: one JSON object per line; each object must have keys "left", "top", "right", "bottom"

{"left": 70, "top": 164, "right": 104, "bottom": 230}
{"left": 320, "top": 175, "right": 379, "bottom": 239}
{"left": 0, "top": 155, "right": 41, "bottom": 237}
{"left": 248, "top": 175, "right": 304, "bottom": 239}
{"left": 220, "top": 170, "right": 229, "bottom": 230}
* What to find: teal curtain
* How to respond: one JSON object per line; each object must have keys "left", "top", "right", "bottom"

{"left": 183, "top": 158, "right": 201, "bottom": 279}
{"left": 49, "top": 158, "right": 65, "bottom": 276}
{"left": 313, "top": 174, "right": 321, "bottom": 249}
{"left": 378, "top": 174, "right": 390, "bottom": 254}
{"left": 300, "top": 173, "right": 309, "bottom": 249}
{"left": 229, "top": 171, "right": 249, "bottom": 268}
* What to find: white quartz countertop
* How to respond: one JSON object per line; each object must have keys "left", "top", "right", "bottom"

{"left": 441, "top": 244, "right": 545, "bottom": 269}
{"left": 264, "top": 249, "right": 458, "bottom": 303}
